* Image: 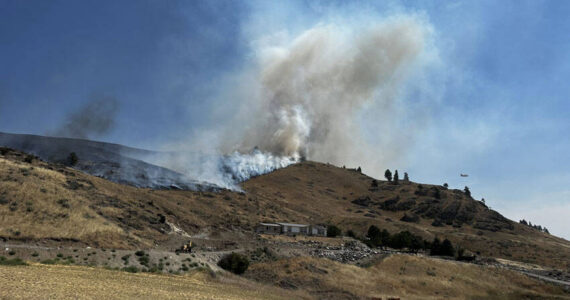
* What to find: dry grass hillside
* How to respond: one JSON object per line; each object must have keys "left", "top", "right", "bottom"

{"left": 1, "top": 147, "right": 569, "bottom": 270}
{"left": 242, "top": 162, "right": 570, "bottom": 269}
{"left": 245, "top": 254, "right": 569, "bottom": 299}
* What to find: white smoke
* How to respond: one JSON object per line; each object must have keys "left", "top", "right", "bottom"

{"left": 219, "top": 16, "right": 436, "bottom": 171}
{"left": 154, "top": 13, "right": 440, "bottom": 190}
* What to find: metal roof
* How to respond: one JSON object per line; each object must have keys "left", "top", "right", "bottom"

{"left": 276, "top": 222, "right": 309, "bottom": 227}
{"left": 258, "top": 223, "right": 281, "bottom": 227}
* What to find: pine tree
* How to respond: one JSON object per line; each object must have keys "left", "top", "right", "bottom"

{"left": 464, "top": 186, "right": 471, "bottom": 197}
{"left": 393, "top": 170, "right": 399, "bottom": 184}
{"left": 384, "top": 169, "right": 392, "bottom": 182}
{"left": 404, "top": 172, "right": 409, "bottom": 182}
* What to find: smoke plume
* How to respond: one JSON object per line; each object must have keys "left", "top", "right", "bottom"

{"left": 54, "top": 94, "right": 119, "bottom": 139}
{"left": 214, "top": 16, "right": 434, "bottom": 176}
{"left": 154, "top": 14, "right": 439, "bottom": 190}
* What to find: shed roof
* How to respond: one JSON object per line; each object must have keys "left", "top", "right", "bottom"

{"left": 259, "top": 223, "right": 281, "bottom": 227}
{"left": 276, "top": 222, "right": 309, "bottom": 227}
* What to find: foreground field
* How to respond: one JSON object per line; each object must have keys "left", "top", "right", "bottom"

{"left": 0, "top": 263, "right": 306, "bottom": 300}
{"left": 1, "top": 254, "right": 568, "bottom": 300}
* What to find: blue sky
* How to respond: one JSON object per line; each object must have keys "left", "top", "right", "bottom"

{"left": 1, "top": 0, "right": 569, "bottom": 239}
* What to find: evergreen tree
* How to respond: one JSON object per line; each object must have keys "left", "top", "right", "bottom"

{"left": 327, "top": 225, "right": 341, "bottom": 237}
{"left": 380, "top": 229, "right": 391, "bottom": 247}
{"left": 67, "top": 152, "right": 78, "bottom": 166}
{"left": 443, "top": 183, "right": 449, "bottom": 189}
{"left": 393, "top": 170, "right": 399, "bottom": 184}
{"left": 367, "top": 225, "right": 381, "bottom": 247}
{"left": 384, "top": 169, "right": 392, "bottom": 182}
{"left": 430, "top": 237, "right": 441, "bottom": 255}
{"left": 403, "top": 172, "right": 409, "bottom": 182}
{"left": 464, "top": 186, "right": 471, "bottom": 197}
{"left": 440, "top": 239, "right": 455, "bottom": 257}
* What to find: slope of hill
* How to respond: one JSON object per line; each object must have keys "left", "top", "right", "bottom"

{"left": 0, "top": 132, "right": 213, "bottom": 190}
{"left": 1, "top": 146, "right": 569, "bottom": 270}
{"left": 242, "top": 162, "right": 570, "bottom": 270}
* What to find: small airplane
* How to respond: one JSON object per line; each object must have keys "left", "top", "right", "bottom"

{"left": 460, "top": 174, "right": 469, "bottom": 177}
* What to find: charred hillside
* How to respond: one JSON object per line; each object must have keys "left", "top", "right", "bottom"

{"left": 0, "top": 132, "right": 216, "bottom": 190}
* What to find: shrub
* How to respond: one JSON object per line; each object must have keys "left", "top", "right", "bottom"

{"left": 327, "top": 225, "right": 341, "bottom": 237}
{"left": 40, "top": 259, "right": 58, "bottom": 265}
{"left": 122, "top": 266, "right": 139, "bottom": 273}
{"left": 217, "top": 253, "right": 249, "bottom": 275}
{"left": 31, "top": 252, "right": 39, "bottom": 257}
{"left": 346, "top": 230, "right": 357, "bottom": 238}
{"left": 138, "top": 255, "right": 150, "bottom": 267}
{"left": 57, "top": 199, "right": 70, "bottom": 209}
{"left": 121, "top": 254, "right": 131, "bottom": 265}
{"left": 8, "top": 250, "right": 16, "bottom": 256}
{"left": 0, "top": 256, "right": 27, "bottom": 266}
{"left": 135, "top": 250, "right": 146, "bottom": 257}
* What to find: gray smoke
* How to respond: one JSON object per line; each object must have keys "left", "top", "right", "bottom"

{"left": 54, "top": 95, "right": 119, "bottom": 139}
{"left": 153, "top": 14, "right": 439, "bottom": 189}
{"left": 215, "top": 16, "right": 436, "bottom": 176}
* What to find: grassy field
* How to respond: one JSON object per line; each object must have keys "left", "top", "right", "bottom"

{"left": 0, "top": 263, "right": 307, "bottom": 300}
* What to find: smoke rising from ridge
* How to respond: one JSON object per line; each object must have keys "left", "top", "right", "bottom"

{"left": 53, "top": 95, "right": 119, "bottom": 139}
{"left": 215, "top": 16, "right": 436, "bottom": 174}
{"left": 154, "top": 14, "right": 440, "bottom": 190}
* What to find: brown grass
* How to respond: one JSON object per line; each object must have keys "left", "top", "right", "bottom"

{"left": 246, "top": 254, "right": 570, "bottom": 299}
{"left": 0, "top": 263, "right": 308, "bottom": 300}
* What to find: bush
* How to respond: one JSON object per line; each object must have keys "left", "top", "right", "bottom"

{"left": 135, "top": 250, "right": 146, "bottom": 257}
{"left": 138, "top": 255, "right": 150, "bottom": 267}
{"left": 327, "top": 225, "right": 341, "bottom": 237}
{"left": 346, "top": 230, "right": 357, "bottom": 238}
{"left": 217, "top": 253, "right": 249, "bottom": 275}
{"left": 122, "top": 266, "right": 139, "bottom": 273}
{"left": 0, "top": 256, "right": 27, "bottom": 266}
